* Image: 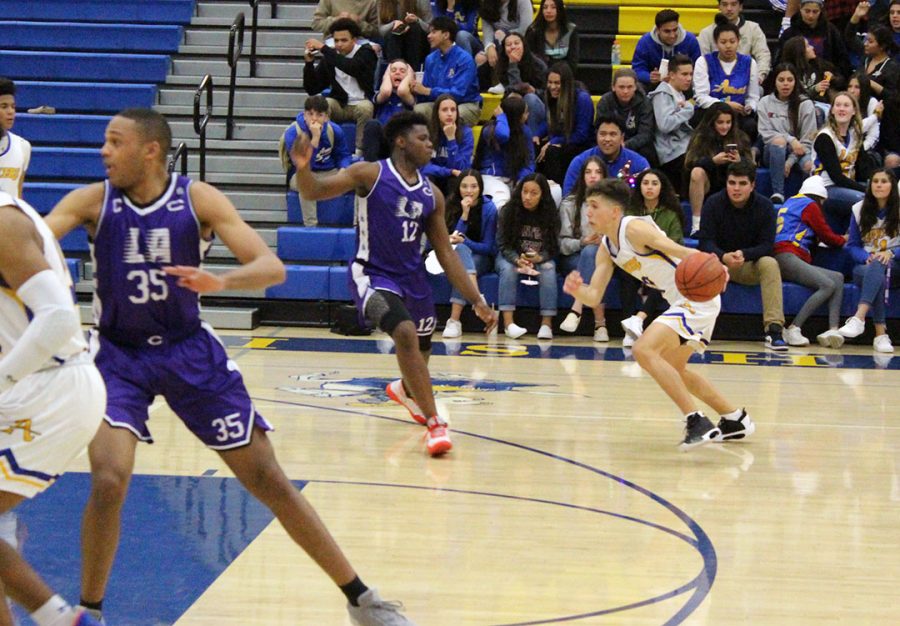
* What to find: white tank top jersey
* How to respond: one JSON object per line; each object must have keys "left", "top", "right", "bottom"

{"left": 603, "top": 215, "right": 682, "bottom": 305}
{"left": 0, "top": 192, "right": 87, "bottom": 362}
{"left": 0, "top": 131, "right": 32, "bottom": 197}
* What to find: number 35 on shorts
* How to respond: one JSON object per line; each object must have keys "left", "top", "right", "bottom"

{"left": 211, "top": 412, "right": 246, "bottom": 443}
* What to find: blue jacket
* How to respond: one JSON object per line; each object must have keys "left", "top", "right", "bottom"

{"left": 430, "top": 1, "right": 478, "bottom": 33}
{"left": 476, "top": 113, "right": 535, "bottom": 181}
{"left": 452, "top": 198, "right": 499, "bottom": 257}
{"left": 281, "top": 115, "right": 351, "bottom": 176}
{"left": 631, "top": 27, "right": 701, "bottom": 85}
{"left": 537, "top": 88, "right": 595, "bottom": 146}
{"left": 562, "top": 146, "right": 650, "bottom": 196}
{"left": 423, "top": 125, "right": 475, "bottom": 179}
{"left": 374, "top": 92, "right": 413, "bottom": 125}
{"left": 421, "top": 44, "right": 482, "bottom": 105}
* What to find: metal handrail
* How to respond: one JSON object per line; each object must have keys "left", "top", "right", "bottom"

{"left": 249, "top": 0, "right": 259, "bottom": 77}
{"left": 226, "top": 12, "right": 245, "bottom": 140}
{"left": 193, "top": 74, "right": 213, "bottom": 180}
{"left": 168, "top": 142, "right": 189, "bottom": 177}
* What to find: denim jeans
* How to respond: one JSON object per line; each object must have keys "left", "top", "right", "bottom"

{"left": 853, "top": 258, "right": 900, "bottom": 324}
{"left": 455, "top": 30, "right": 483, "bottom": 56}
{"left": 449, "top": 243, "right": 494, "bottom": 305}
{"left": 523, "top": 92, "right": 546, "bottom": 140}
{"left": 763, "top": 142, "right": 812, "bottom": 197}
{"left": 496, "top": 255, "right": 558, "bottom": 315}
{"left": 824, "top": 185, "right": 866, "bottom": 222}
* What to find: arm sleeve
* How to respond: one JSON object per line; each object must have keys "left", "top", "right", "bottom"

{"left": 0, "top": 270, "right": 81, "bottom": 392}
{"left": 692, "top": 56, "right": 718, "bottom": 109}
{"left": 302, "top": 60, "right": 328, "bottom": 96}
{"left": 746, "top": 59, "right": 761, "bottom": 110}
{"left": 466, "top": 202, "right": 500, "bottom": 257}
{"left": 626, "top": 97, "right": 656, "bottom": 153}
{"left": 569, "top": 91, "right": 595, "bottom": 146}
{"left": 513, "top": 0, "right": 534, "bottom": 33}
{"left": 814, "top": 134, "right": 866, "bottom": 191}
{"left": 630, "top": 36, "right": 653, "bottom": 84}
{"left": 311, "top": 0, "right": 335, "bottom": 35}
{"left": 565, "top": 29, "right": 580, "bottom": 71}
{"left": 482, "top": 20, "right": 497, "bottom": 49}
{"left": 741, "top": 200, "right": 776, "bottom": 261}
{"left": 557, "top": 196, "right": 582, "bottom": 256}
{"left": 562, "top": 151, "right": 587, "bottom": 196}
{"left": 750, "top": 23, "right": 771, "bottom": 78}
{"left": 801, "top": 202, "right": 846, "bottom": 247}
{"left": 652, "top": 92, "right": 694, "bottom": 133}
{"left": 416, "top": 0, "right": 433, "bottom": 30}
{"left": 798, "top": 99, "right": 818, "bottom": 153}
{"left": 333, "top": 125, "right": 352, "bottom": 169}
{"left": 846, "top": 213, "right": 870, "bottom": 263}
{"left": 697, "top": 199, "right": 726, "bottom": 259}
{"left": 449, "top": 128, "right": 475, "bottom": 170}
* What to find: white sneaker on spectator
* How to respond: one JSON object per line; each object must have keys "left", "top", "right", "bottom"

{"left": 505, "top": 323, "right": 527, "bottom": 339}
{"left": 622, "top": 334, "right": 635, "bottom": 348}
{"left": 874, "top": 334, "right": 895, "bottom": 353}
{"left": 593, "top": 326, "right": 609, "bottom": 342}
{"left": 559, "top": 311, "right": 581, "bottom": 333}
{"left": 838, "top": 316, "right": 865, "bottom": 338}
{"left": 488, "top": 83, "right": 505, "bottom": 95}
{"left": 816, "top": 329, "right": 844, "bottom": 349}
{"left": 442, "top": 318, "right": 462, "bottom": 338}
{"left": 784, "top": 325, "right": 809, "bottom": 346}
{"left": 537, "top": 324, "right": 553, "bottom": 340}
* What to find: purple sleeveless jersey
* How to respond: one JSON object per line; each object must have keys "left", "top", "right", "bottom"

{"left": 92, "top": 175, "right": 212, "bottom": 347}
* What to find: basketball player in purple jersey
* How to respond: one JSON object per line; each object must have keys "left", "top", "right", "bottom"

{"left": 46, "top": 109, "right": 416, "bottom": 625}
{"left": 291, "top": 112, "right": 498, "bottom": 456}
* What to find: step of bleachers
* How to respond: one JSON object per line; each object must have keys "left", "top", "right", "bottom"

{"left": 0, "top": 21, "right": 184, "bottom": 53}
{"left": 15, "top": 81, "right": 157, "bottom": 113}
{"left": 6, "top": 0, "right": 194, "bottom": 24}
{"left": 0, "top": 51, "right": 171, "bottom": 83}
{"left": 29, "top": 147, "right": 104, "bottom": 181}
{"left": 15, "top": 114, "right": 109, "bottom": 146}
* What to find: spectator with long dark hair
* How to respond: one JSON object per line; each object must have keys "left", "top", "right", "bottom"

{"left": 496, "top": 173, "right": 560, "bottom": 339}
{"left": 846, "top": 70, "right": 882, "bottom": 174}
{"left": 558, "top": 156, "right": 609, "bottom": 341}
{"left": 757, "top": 62, "right": 817, "bottom": 203}
{"left": 479, "top": 0, "right": 535, "bottom": 69}
{"left": 536, "top": 62, "right": 594, "bottom": 185}
{"left": 422, "top": 94, "right": 474, "bottom": 192}
{"left": 619, "top": 169, "right": 685, "bottom": 346}
{"left": 779, "top": 34, "right": 843, "bottom": 108}
{"left": 430, "top": 0, "right": 482, "bottom": 55}
{"left": 596, "top": 68, "right": 657, "bottom": 165}
{"left": 481, "top": 32, "right": 548, "bottom": 138}
{"left": 837, "top": 167, "right": 900, "bottom": 352}
{"left": 474, "top": 93, "right": 535, "bottom": 209}
{"left": 441, "top": 170, "right": 499, "bottom": 338}
{"left": 778, "top": 0, "right": 851, "bottom": 77}
{"left": 845, "top": 16, "right": 900, "bottom": 98}
{"left": 812, "top": 91, "right": 866, "bottom": 221}
{"left": 524, "top": 0, "right": 580, "bottom": 71}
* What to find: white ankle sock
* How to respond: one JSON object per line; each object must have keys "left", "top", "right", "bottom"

{"left": 692, "top": 216, "right": 701, "bottom": 233}
{"left": 31, "top": 595, "right": 77, "bottom": 626}
{"left": 721, "top": 408, "right": 743, "bottom": 421}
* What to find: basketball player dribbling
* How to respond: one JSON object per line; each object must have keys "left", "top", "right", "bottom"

{"left": 0, "top": 191, "right": 105, "bottom": 626}
{"left": 291, "top": 111, "right": 498, "bottom": 456}
{"left": 562, "top": 178, "right": 755, "bottom": 450}
{"left": 46, "top": 108, "right": 416, "bottom": 625}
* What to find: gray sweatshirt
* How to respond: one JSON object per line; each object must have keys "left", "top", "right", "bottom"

{"left": 757, "top": 95, "right": 817, "bottom": 166}
{"left": 558, "top": 194, "right": 592, "bottom": 256}
{"left": 648, "top": 81, "right": 694, "bottom": 166}
{"left": 482, "top": 0, "right": 534, "bottom": 49}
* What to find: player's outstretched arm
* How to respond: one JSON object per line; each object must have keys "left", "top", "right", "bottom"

{"left": 290, "top": 133, "right": 377, "bottom": 200}
{"left": 166, "top": 182, "right": 286, "bottom": 293}
{"left": 627, "top": 218, "right": 699, "bottom": 262}
{"left": 563, "top": 243, "right": 614, "bottom": 308}
{"left": 425, "top": 185, "right": 498, "bottom": 332}
{"left": 43, "top": 182, "right": 105, "bottom": 239}
{"left": 0, "top": 206, "right": 81, "bottom": 392}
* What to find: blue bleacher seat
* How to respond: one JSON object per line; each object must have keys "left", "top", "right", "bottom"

{"left": 266, "top": 265, "right": 331, "bottom": 300}
{"left": 60, "top": 227, "right": 90, "bottom": 253}
{"left": 29, "top": 147, "right": 104, "bottom": 180}
{"left": 23, "top": 182, "right": 78, "bottom": 213}
{"left": 1, "top": 51, "right": 170, "bottom": 83}
{"left": 15, "top": 114, "right": 109, "bottom": 146}
{"left": 66, "top": 258, "right": 81, "bottom": 284}
{"left": 1, "top": 21, "right": 183, "bottom": 53}
{"left": 328, "top": 266, "right": 351, "bottom": 301}
{"left": 276, "top": 227, "right": 356, "bottom": 262}
{"left": 5, "top": 0, "right": 194, "bottom": 24}
{"left": 286, "top": 191, "right": 355, "bottom": 226}
{"left": 15, "top": 81, "right": 157, "bottom": 113}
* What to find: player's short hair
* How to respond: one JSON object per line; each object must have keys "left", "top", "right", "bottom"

{"left": 726, "top": 160, "right": 757, "bottom": 182}
{"left": 430, "top": 16, "right": 459, "bottom": 39}
{"left": 329, "top": 17, "right": 361, "bottom": 38}
{"left": 0, "top": 78, "right": 16, "bottom": 98}
{"left": 655, "top": 9, "right": 680, "bottom": 27}
{"left": 384, "top": 111, "right": 429, "bottom": 147}
{"left": 304, "top": 95, "right": 330, "bottom": 113}
{"left": 117, "top": 108, "right": 172, "bottom": 160}
{"left": 584, "top": 178, "right": 632, "bottom": 209}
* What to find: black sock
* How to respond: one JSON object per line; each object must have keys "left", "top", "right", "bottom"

{"left": 80, "top": 599, "right": 103, "bottom": 612}
{"left": 340, "top": 576, "right": 369, "bottom": 607}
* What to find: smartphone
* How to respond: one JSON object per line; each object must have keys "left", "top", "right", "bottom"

{"left": 725, "top": 143, "right": 738, "bottom": 154}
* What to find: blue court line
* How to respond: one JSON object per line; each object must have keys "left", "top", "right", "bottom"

{"left": 256, "top": 396, "right": 717, "bottom": 625}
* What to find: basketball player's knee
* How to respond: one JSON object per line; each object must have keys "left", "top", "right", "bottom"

{"left": 238, "top": 459, "right": 290, "bottom": 504}
{"left": 631, "top": 341, "right": 655, "bottom": 367}
{"left": 90, "top": 465, "right": 131, "bottom": 509}
{"left": 392, "top": 321, "right": 420, "bottom": 354}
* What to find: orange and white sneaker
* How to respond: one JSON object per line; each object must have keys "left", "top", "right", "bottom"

{"left": 425, "top": 416, "right": 452, "bottom": 456}
{"left": 386, "top": 379, "right": 426, "bottom": 425}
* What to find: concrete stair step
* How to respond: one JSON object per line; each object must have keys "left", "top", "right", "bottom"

{"left": 173, "top": 138, "right": 279, "bottom": 152}
{"left": 159, "top": 86, "right": 304, "bottom": 109}
{"left": 168, "top": 119, "right": 286, "bottom": 141}
{"left": 178, "top": 43, "right": 314, "bottom": 57}
{"left": 172, "top": 58, "right": 302, "bottom": 79}
{"left": 164, "top": 74, "right": 304, "bottom": 89}
{"left": 156, "top": 104, "right": 297, "bottom": 120}
{"left": 189, "top": 17, "right": 311, "bottom": 29}
{"left": 195, "top": 2, "right": 316, "bottom": 20}
{"left": 185, "top": 28, "right": 312, "bottom": 48}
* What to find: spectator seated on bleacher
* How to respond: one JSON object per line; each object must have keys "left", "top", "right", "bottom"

{"left": 845, "top": 19, "right": 900, "bottom": 99}
{"left": 479, "top": 32, "right": 547, "bottom": 139}
{"left": 311, "top": 0, "right": 380, "bottom": 40}
{"left": 757, "top": 63, "right": 817, "bottom": 204}
{"left": 596, "top": 68, "right": 658, "bottom": 167}
{"left": 631, "top": 9, "right": 701, "bottom": 94}
{"left": 885, "top": 0, "right": 900, "bottom": 58}
{"left": 778, "top": 0, "right": 851, "bottom": 79}
{"left": 698, "top": 160, "right": 789, "bottom": 351}
{"left": 279, "top": 95, "right": 352, "bottom": 226}
{"left": 648, "top": 54, "right": 695, "bottom": 197}
{"left": 847, "top": 72, "right": 883, "bottom": 166}
{"left": 0, "top": 78, "right": 30, "bottom": 198}
{"left": 562, "top": 116, "right": 650, "bottom": 198}
{"left": 379, "top": 0, "right": 433, "bottom": 71}
{"left": 474, "top": 92, "right": 535, "bottom": 209}
{"left": 479, "top": 0, "right": 535, "bottom": 70}
{"left": 692, "top": 16, "right": 760, "bottom": 141}
{"left": 362, "top": 59, "right": 416, "bottom": 161}
{"left": 495, "top": 173, "right": 560, "bottom": 340}
{"left": 685, "top": 102, "right": 753, "bottom": 234}
{"left": 441, "top": 169, "right": 499, "bottom": 338}
{"left": 773, "top": 175, "right": 848, "bottom": 348}
{"left": 524, "top": 0, "right": 580, "bottom": 73}
{"left": 413, "top": 17, "right": 483, "bottom": 126}
{"left": 778, "top": 35, "right": 844, "bottom": 121}
{"left": 698, "top": 0, "right": 771, "bottom": 85}
{"left": 303, "top": 18, "right": 378, "bottom": 153}
{"left": 618, "top": 169, "right": 686, "bottom": 347}
{"left": 423, "top": 93, "right": 475, "bottom": 193}
{"left": 812, "top": 92, "right": 867, "bottom": 223}
{"left": 838, "top": 167, "right": 900, "bottom": 352}
{"left": 430, "top": 0, "right": 482, "bottom": 55}
{"left": 535, "top": 62, "right": 595, "bottom": 186}
{"left": 876, "top": 80, "right": 900, "bottom": 168}
{"left": 558, "top": 156, "right": 609, "bottom": 341}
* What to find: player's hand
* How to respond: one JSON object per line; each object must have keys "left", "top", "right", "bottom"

{"left": 290, "top": 133, "right": 313, "bottom": 171}
{"left": 563, "top": 270, "right": 583, "bottom": 295}
{"left": 163, "top": 266, "right": 226, "bottom": 293}
{"left": 474, "top": 300, "right": 499, "bottom": 334}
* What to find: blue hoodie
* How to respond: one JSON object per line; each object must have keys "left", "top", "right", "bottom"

{"left": 476, "top": 113, "right": 535, "bottom": 182}
{"left": 421, "top": 44, "right": 482, "bottom": 105}
{"left": 631, "top": 25, "right": 701, "bottom": 86}
{"left": 451, "top": 197, "right": 499, "bottom": 257}
{"left": 537, "top": 88, "right": 595, "bottom": 146}
{"left": 423, "top": 125, "right": 475, "bottom": 179}
{"left": 281, "top": 114, "right": 351, "bottom": 178}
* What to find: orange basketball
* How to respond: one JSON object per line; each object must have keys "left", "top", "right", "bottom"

{"left": 675, "top": 252, "right": 727, "bottom": 302}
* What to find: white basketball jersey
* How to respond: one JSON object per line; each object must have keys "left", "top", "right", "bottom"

{"left": 0, "top": 132, "right": 32, "bottom": 197}
{"left": 0, "top": 192, "right": 87, "bottom": 363}
{"left": 603, "top": 215, "right": 682, "bottom": 305}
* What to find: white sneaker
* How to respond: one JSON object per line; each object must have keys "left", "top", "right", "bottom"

{"left": 505, "top": 323, "right": 527, "bottom": 339}
{"left": 537, "top": 324, "right": 553, "bottom": 340}
{"left": 620, "top": 314, "right": 644, "bottom": 340}
{"left": 488, "top": 83, "right": 505, "bottom": 95}
{"left": 348, "top": 588, "right": 416, "bottom": 625}
{"left": 559, "top": 311, "right": 581, "bottom": 333}
{"left": 593, "top": 326, "right": 609, "bottom": 342}
{"left": 442, "top": 318, "right": 462, "bottom": 338}
{"left": 874, "top": 334, "right": 895, "bottom": 353}
{"left": 816, "top": 329, "right": 845, "bottom": 349}
{"left": 622, "top": 334, "right": 635, "bottom": 347}
{"left": 838, "top": 316, "right": 866, "bottom": 338}
{"left": 783, "top": 325, "right": 809, "bottom": 346}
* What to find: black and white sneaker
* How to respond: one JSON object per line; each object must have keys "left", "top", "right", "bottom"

{"left": 715, "top": 409, "right": 756, "bottom": 442}
{"left": 679, "top": 412, "right": 720, "bottom": 451}
{"left": 765, "top": 324, "right": 789, "bottom": 352}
